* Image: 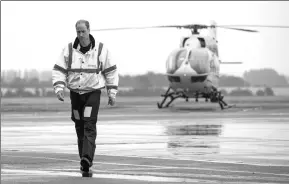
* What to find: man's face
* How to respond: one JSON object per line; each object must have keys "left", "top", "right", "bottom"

{"left": 76, "top": 23, "right": 90, "bottom": 43}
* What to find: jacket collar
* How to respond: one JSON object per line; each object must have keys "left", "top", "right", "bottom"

{"left": 73, "top": 34, "right": 95, "bottom": 50}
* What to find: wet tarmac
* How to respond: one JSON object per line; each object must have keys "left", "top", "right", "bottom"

{"left": 1, "top": 101, "right": 289, "bottom": 183}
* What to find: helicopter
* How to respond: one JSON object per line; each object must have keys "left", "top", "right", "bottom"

{"left": 91, "top": 21, "right": 289, "bottom": 110}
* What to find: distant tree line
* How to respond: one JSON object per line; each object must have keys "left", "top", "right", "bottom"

{"left": 1, "top": 86, "right": 275, "bottom": 98}
{"left": 220, "top": 87, "right": 274, "bottom": 97}
{"left": 2, "top": 68, "right": 288, "bottom": 88}
{"left": 1, "top": 70, "right": 277, "bottom": 98}
{"left": 243, "top": 68, "right": 289, "bottom": 87}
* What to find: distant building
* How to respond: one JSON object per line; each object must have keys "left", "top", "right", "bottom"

{"left": 23, "top": 69, "right": 39, "bottom": 81}
{"left": 1, "top": 69, "right": 53, "bottom": 83}
{"left": 39, "top": 70, "right": 52, "bottom": 82}
{"left": 2, "top": 69, "right": 22, "bottom": 83}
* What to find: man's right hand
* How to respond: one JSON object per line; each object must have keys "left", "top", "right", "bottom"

{"left": 108, "top": 97, "right": 116, "bottom": 106}
{"left": 56, "top": 90, "right": 64, "bottom": 101}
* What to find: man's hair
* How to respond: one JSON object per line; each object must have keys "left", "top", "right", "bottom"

{"left": 75, "top": 19, "right": 90, "bottom": 30}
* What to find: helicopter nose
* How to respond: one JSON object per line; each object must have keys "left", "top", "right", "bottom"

{"left": 188, "top": 49, "right": 211, "bottom": 74}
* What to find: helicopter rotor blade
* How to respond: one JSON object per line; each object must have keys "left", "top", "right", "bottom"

{"left": 91, "top": 25, "right": 182, "bottom": 31}
{"left": 91, "top": 26, "right": 155, "bottom": 31}
{"left": 220, "top": 61, "right": 243, "bottom": 64}
{"left": 91, "top": 24, "right": 209, "bottom": 31}
{"left": 217, "top": 25, "right": 289, "bottom": 29}
{"left": 216, "top": 26, "right": 258, "bottom": 32}
{"left": 216, "top": 25, "right": 289, "bottom": 32}
{"left": 91, "top": 24, "right": 289, "bottom": 32}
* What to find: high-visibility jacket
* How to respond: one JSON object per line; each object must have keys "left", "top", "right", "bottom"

{"left": 52, "top": 34, "right": 119, "bottom": 98}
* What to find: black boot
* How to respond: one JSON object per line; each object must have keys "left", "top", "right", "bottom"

{"left": 80, "top": 157, "right": 92, "bottom": 177}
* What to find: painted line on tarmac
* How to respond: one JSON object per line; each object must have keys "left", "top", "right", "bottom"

{"left": 3, "top": 152, "right": 289, "bottom": 169}
{"left": 2, "top": 114, "right": 289, "bottom": 120}
{"left": 108, "top": 165, "right": 289, "bottom": 177}
{"left": 2, "top": 154, "right": 289, "bottom": 178}
{"left": 1, "top": 169, "right": 210, "bottom": 183}
{"left": 4, "top": 169, "right": 285, "bottom": 184}
{"left": 99, "top": 170, "right": 289, "bottom": 183}
{"left": 1, "top": 154, "right": 79, "bottom": 163}
{"left": 2, "top": 169, "right": 79, "bottom": 177}
{"left": 1, "top": 154, "right": 156, "bottom": 168}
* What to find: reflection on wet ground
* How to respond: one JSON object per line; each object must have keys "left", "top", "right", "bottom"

{"left": 2, "top": 107, "right": 289, "bottom": 183}
{"left": 2, "top": 114, "right": 289, "bottom": 165}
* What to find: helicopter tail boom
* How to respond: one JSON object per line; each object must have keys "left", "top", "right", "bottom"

{"left": 219, "top": 61, "right": 243, "bottom": 64}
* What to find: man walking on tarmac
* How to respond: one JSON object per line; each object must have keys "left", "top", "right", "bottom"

{"left": 52, "top": 19, "right": 119, "bottom": 176}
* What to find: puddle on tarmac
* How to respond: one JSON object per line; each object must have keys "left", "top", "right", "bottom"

{"left": 2, "top": 118, "right": 289, "bottom": 165}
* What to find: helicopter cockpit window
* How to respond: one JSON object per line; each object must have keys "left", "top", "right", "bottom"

{"left": 183, "top": 37, "right": 202, "bottom": 48}
{"left": 182, "top": 37, "right": 189, "bottom": 47}
{"left": 197, "top": 37, "right": 206, "bottom": 48}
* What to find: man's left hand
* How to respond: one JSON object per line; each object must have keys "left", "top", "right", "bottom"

{"left": 108, "top": 97, "right": 116, "bottom": 106}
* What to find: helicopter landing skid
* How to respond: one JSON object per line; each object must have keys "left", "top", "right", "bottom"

{"left": 213, "top": 90, "right": 235, "bottom": 110}
{"left": 157, "top": 87, "right": 188, "bottom": 109}
{"left": 157, "top": 87, "right": 235, "bottom": 110}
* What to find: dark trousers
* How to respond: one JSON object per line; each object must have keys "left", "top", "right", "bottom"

{"left": 70, "top": 90, "right": 101, "bottom": 166}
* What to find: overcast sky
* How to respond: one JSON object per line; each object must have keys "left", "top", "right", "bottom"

{"left": 2, "top": 1, "right": 289, "bottom": 76}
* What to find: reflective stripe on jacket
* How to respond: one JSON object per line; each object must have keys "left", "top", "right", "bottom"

{"left": 52, "top": 34, "right": 119, "bottom": 98}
